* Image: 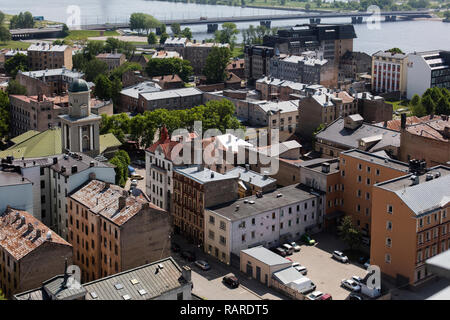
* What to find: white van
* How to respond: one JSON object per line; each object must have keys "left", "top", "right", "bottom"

{"left": 292, "top": 277, "right": 316, "bottom": 294}
{"left": 282, "top": 243, "right": 294, "bottom": 255}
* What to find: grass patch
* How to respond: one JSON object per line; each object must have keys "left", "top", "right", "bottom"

{"left": 64, "top": 30, "right": 120, "bottom": 41}
{"left": 0, "top": 40, "right": 31, "bottom": 50}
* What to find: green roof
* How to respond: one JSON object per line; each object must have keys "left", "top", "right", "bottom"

{"left": 10, "top": 130, "right": 40, "bottom": 145}
{"left": 99, "top": 133, "right": 122, "bottom": 154}
{"left": 69, "top": 79, "right": 89, "bottom": 93}
{"left": 0, "top": 129, "right": 121, "bottom": 159}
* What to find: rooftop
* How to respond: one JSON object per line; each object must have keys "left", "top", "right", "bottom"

{"left": 374, "top": 115, "right": 433, "bottom": 131}
{"left": 257, "top": 100, "right": 299, "bottom": 114}
{"left": 241, "top": 246, "right": 290, "bottom": 266}
{"left": 225, "top": 166, "right": 276, "bottom": 188}
{"left": 253, "top": 140, "right": 302, "bottom": 158}
{"left": 50, "top": 152, "right": 112, "bottom": 177}
{"left": 405, "top": 116, "right": 450, "bottom": 142}
{"left": 120, "top": 81, "right": 161, "bottom": 99}
{"left": 0, "top": 208, "right": 70, "bottom": 261}
{"left": 207, "top": 184, "right": 320, "bottom": 221}
{"left": 300, "top": 157, "right": 340, "bottom": 174}
{"left": 341, "top": 149, "right": 410, "bottom": 172}
{"left": 140, "top": 87, "right": 202, "bottom": 101}
{"left": 19, "top": 68, "right": 83, "bottom": 79}
{"left": 175, "top": 166, "right": 237, "bottom": 185}
{"left": 0, "top": 171, "right": 31, "bottom": 187}
{"left": 373, "top": 50, "right": 407, "bottom": 60}
{"left": 96, "top": 53, "right": 125, "bottom": 59}
{"left": 28, "top": 43, "right": 69, "bottom": 52}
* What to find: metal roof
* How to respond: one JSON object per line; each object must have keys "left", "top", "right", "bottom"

{"left": 225, "top": 166, "right": 276, "bottom": 188}
{"left": 272, "top": 266, "right": 304, "bottom": 285}
{"left": 241, "top": 246, "right": 291, "bottom": 267}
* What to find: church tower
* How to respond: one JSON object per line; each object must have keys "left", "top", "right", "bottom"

{"left": 59, "top": 79, "right": 101, "bottom": 157}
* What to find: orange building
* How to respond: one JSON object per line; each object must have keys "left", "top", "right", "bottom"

{"left": 67, "top": 180, "right": 170, "bottom": 283}
{"left": 371, "top": 166, "right": 450, "bottom": 286}
{"left": 339, "top": 149, "right": 410, "bottom": 238}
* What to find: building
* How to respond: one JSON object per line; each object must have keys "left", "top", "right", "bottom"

{"left": 314, "top": 114, "right": 401, "bottom": 158}
{"left": 119, "top": 81, "right": 161, "bottom": 112}
{"left": 399, "top": 114, "right": 450, "bottom": 167}
{"left": 95, "top": 53, "right": 126, "bottom": 71}
{"left": 0, "top": 170, "right": 33, "bottom": 215}
{"left": 14, "top": 257, "right": 193, "bottom": 300}
{"left": 339, "top": 51, "right": 371, "bottom": 80}
{"left": 152, "top": 74, "right": 184, "bottom": 90}
{"left": 225, "top": 166, "right": 277, "bottom": 198}
{"left": 68, "top": 179, "right": 171, "bottom": 282}
{"left": 354, "top": 92, "right": 393, "bottom": 124}
{"left": 204, "top": 184, "right": 325, "bottom": 264}
{"left": 172, "top": 166, "right": 239, "bottom": 246}
{"left": 255, "top": 76, "right": 320, "bottom": 101}
{"left": 137, "top": 87, "right": 203, "bottom": 112}
{"left": 128, "top": 53, "right": 150, "bottom": 70}
{"left": 244, "top": 45, "right": 275, "bottom": 82}
{"left": 9, "top": 94, "right": 69, "bottom": 137}
{"left": 371, "top": 165, "right": 450, "bottom": 286}
{"left": 183, "top": 41, "right": 229, "bottom": 75}
{"left": 240, "top": 246, "right": 291, "bottom": 287}
{"left": 0, "top": 207, "right": 72, "bottom": 298}
{"left": 298, "top": 89, "right": 358, "bottom": 139}
{"left": 339, "top": 149, "right": 410, "bottom": 238}
{"left": 151, "top": 50, "right": 182, "bottom": 59}
{"left": 59, "top": 79, "right": 102, "bottom": 158}
{"left": 16, "top": 67, "right": 84, "bottom": 96}
{"left": 226, "top": 58, "right": 245, "bottom": 79}
{"left": 406, "top": 50, "right": 450, "bottom": 99}
{"left": 371, "top": 50, "right": 408, "bottom": 97}
{"left": 27, "top": 43, "right": 73, "bottom": 71}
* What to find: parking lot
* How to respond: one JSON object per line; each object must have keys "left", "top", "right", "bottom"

{"left": 287, "top": 233, "right": 368, "bottom": 300}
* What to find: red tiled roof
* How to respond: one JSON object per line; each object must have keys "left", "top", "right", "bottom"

{"left": 0, "top": 208, "right": 71, "bottom": 260}
{"left": 377, "top": 115, "right": 433, "bottom": 131}
{"left": 406, "top": 117, "right": 450, "bottom": 142}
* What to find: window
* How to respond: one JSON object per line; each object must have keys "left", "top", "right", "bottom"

{"left": 209, "top": 216, "right": 215, "bottom": 225}
{"left": 386, "top": 238, "right": 392, "bottom": 247}
{"left": 220, "top": 221, "right": 226, "bottom": 231}
{"left": 219, "top": 236, "right": 226, "bottom": 245}
{"left": 385, "top": 254, "right": 391, "bottom": 263}
{"left": 387, "top": 205, "right": 393, "bottom": 214}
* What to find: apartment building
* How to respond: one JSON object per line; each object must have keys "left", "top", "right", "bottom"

{"left": 183, "top": 42, "right": 229, "bottom": 75}
{"left": 0, "top": 207, "right": 72, "bottom": 298}
{"left": 152, "top": 74, "right": 184, "bottom": 90}
{"left": 137, "top": 87, "right": 203, "bottom": 112}
{"left": 371, "top": 50, "right": 408, "bottom": 97}
{"left": 119, "top": 81, "right": 161, "bottom": 112}
{"left": 68, "top": 180, "right": 171, "bottom": 283}
{"left": 95, "top": 53, "right": 126, "bottom": 71}
{"left": 27, "top": 43, "right": 73, "bottom": 71}
{"left": 0, "top": 170, "right": 33, "bottom": 215}
{"left": 354, "top": 92, "right": 393, "bottom": 124}
{"left": 204, "top": 184, "right": 325, "bottom": 265}
{"left": 245, "top": 45, "right": 275, "bottom": 82}
{"left": 406, "top": 50, "right": 450, "bottom": 99}
{"left": 9, "top": 94, "right": 69, "bottom": 137}
{"left": 14, "top": 257, "right": 192, "bottom": 300}
{"left": 339, "top": 51, "right": 371, "bottom": 80}
{"left": 371, "top": 165, "right": 450, "bottom": 286}
{"left": 339, "top": 149, "right": 410, "bottom": 238}
{"left": 16, "top": 67, "right": 84, "bottom": 96}
{"left": 225, "top": 166, "right": 277, "bottom": 198}
{"left": 298, "top": 89, "right": 358, "bottom": 139}
{"left": 172, "top": 166, "right": 239, "bottom": 246}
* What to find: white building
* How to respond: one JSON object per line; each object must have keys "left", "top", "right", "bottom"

{"left": 406, "top": 50, "right": 450, "bottom": 99}
{"left": 204, "top": 184, "right": 325, "bottom": 264}
{"left": 0, "top": 171, "right": 33, "bottom": 214}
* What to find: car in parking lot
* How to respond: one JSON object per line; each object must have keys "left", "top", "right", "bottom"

{"left": 222, "top": 275, "right": 239, "bottom": 288}
{"left": 181, "top": 250, "right": 196, "bottom": 261}
{"left": 290, "top": 242, "right": 301, "bottom": 252}
{"left": 332, "top": 250, "right": 349, "bottom": 263}
{"left": 273, "top": 247, "right": 287, "bottom": 257}
{"left": 282, "top": 243, "right": 294, "bottom": 255}
{"left": 292, "top": 262, "right": 307, "bottom": 275}
{"left": 194, "top": 260, "right": 211, "bottom": 271}
{"left": 352, "top": 275, "right": 363, "bottom": 284}
{"left": 130, "top": 174, "right": 144, "bottom": 180}
{"left": 306, "top": 291, "right": 324, "bottom": 300}
{"left": 348, "top": 293, "right": 363, "bottom": 300}
{"left": 301, "top": 234, "right": 316, "bottom": 245}
{"left": 341, "top": 279, "right": 361, "bottom": 292}
{"left": 319, "top": 293, "right": 332, "bottom": 300}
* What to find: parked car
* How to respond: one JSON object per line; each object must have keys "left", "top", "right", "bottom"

{"left": 290, "top": 242, "right": 301, "bottom": 252}
{"left": 301, "top": 234, "right": 316, "bottom": 245}
{"left": 332, "top": 250, "right": 349, "bottom": 263}
{"left": 341, "top": 279, "right": 361, "bottom": 292}
{"left": 273, "top": 247, "right": 287, "bottom": 257}
{"left": 348, "top": 293, "right": 363, "bottom": 300}
{"left": 171, "top": 242, "right": 181, "bottom": 252}
{"left": 194, "top": 260, "right": 211, "bottom": 271}
{"left": 295, "top": 277, "right": 316, "bottom": 294}
{"left": 282, "top": 243, "right": 294, "bottom": 255}
{"left": 181, "top": 250, "right": 196, "bottom": 261}
{"left": 286, "top": 257, "right": 293, "bottom": 262}
{"left": 319, "top": 293, "right": 332, "bottom": 300}
{"left": 223, "top": 275, "right": 239, "bottom": 288}
{"left": 352, "top": 275, "right": 363, "bottom": 284}
{"left": 307, "top": 291, "right": 324, "bottom": 300}
{"left": 292, "top": 262, "right": 307, "bottom": 275}
{"left": 130, "top": 174, "right": 144, "bottom": 180}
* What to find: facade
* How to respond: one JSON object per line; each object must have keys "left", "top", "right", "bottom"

{"left": 225, "top": 166, "right": 277, "bottom": 198}
{"left": 204, "top": 184, "right": 325, "bottom": 264}
{"left": 371, "top": 165, "right": 450, "bottom": 285}
{"left": 152, "top": 74, "right": 184, "bottom": 90}
{"left": 339, "top": 51, "right": 371, "bottom": 80}
{"left": 27, "top": 43, "right": 73, "bottom": 71}
{"left": 68, "top": 179, "right": 171, "bottom": 283}
{"left": 95, "top": 53, "right": 126, "bottom": 71}
{"left": 354, "top": 92, "right": 393, "bottom": 124}
{"left": 406, "top": 50, "right": 450, "bottom": 99}
{"left": 183, "top": 42, "right": 229, "bottom": 75}
{"left": 226, "top": 58, "right": 245, "bottom": 79}
{"left": 119, "top": 81, "right": 161, "bottom": 113}
{"left": 14, "top": 257, "right": 193, "bottom": 300}
{"left": 0, "top": 207, "right": 72, "bottom": 298}
{"left": 137, "top": 87, "right": 203, "bottom": 112}
{"left": 0, "top": 171, "right": 33, "bottom": 215}
{"left": 172, "top": 166, "right": 239, "bottom": 246}
{"left": 298, "top": 90, "right": 358, "bottom": 139}
{"left": 59, "top": 79, "right": 102, "bottom": 158}
{"left": 244, "top": 45, "right": 275, "bottom": 82}
{"left": 371, "top": 50, "right": 408, "bottom": 97}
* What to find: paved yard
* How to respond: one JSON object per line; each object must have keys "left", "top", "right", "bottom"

{"left": 288, "top": 233, "right": 368, "bottom": 300}
{"left": 124, "top": 167, "right": 146, "bottom": 193}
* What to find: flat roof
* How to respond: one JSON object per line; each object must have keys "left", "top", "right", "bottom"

{"left": 225, "top": 166, "right": 276, "bottom": 188}
{"left": 241, "top": 246, "right": 290, "bottom": 266}
{"left": 140, "top": 87, "right": 202, "bottom": 101}
{"left": 341, "top": 149, "right": 410, "bottom": 172}
{"left": 174, "top": 166, "right": 237, "bottom": 185}
{"left": 0, "top": 171, "right": 32, "bottom": 187}
{"left": 300, "top": 157, "right": 340, "bottom": 174}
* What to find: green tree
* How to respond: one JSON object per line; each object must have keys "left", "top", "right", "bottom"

{"left": 84, "top": 59, "right": 109, "bottom": 82}
{"left": 83, "top": 41, "right": 105, "bottom": 59}
{"left": 147, "top": 32, "right": 157, "bottom": 45}
{"left": 94, "top": 74, "right": 112, "bottom": 100}
{"left": 110, "top": 62, "right": 142, "bottom": 80}
{"left": 421, "top": 94, "right": 436, "bottom": 115}
{"left": 0, "top": 90, "right": 10, "bottom": 141}
{"left": 116, "top": 149, "right": 131, "bottom": 166}
{"left": 338, "top": 216, "right": 362, "bottom": 251}
{"left": 0, "top": 288, "right": 6, "bottom": 300}
{"left": 411, "top": 102, "right": 427, "bottom": 117}
{"left": 215, "top": 22, "right": 239, "bottom": 50}
{"left": 72, "top": 52, "right": 89, "bottom": 71}
{"left": 0, "top": 26, "right": 11, "bottom": 42}
{"left": 159, "top": 32, "right": 169, "bottom": 44}
{"left": 410, "top": 93, "right": 421, "bottom": 108}
{"left": 203, "top": 46, "right": 232, "bottom": 84}
{"left": 4, "top": 53, "right": 28, "bottom": 77}
{"left": 436, "top": 96, "right": 450, "bottom": 116}
{"left": 109, "top": 156, "right": 127, "bottom": 187}
{"left": 0, "top": 11, "right": 5, "bottom": 25}
{"left": 111, "top": 76, "right": 123, "bottom": 105}
{"left": 171, "top": 23, "right": 181, "bottom": 36}
{"left": 61, "top": 24, "right": 70, "bottom": 37}
{"left": 386, "top": 47, "right": 404, "bottom": 54}
{"left": 9, "top": 11, "right": 35, "bottom": 29}
{"left": 181, "top": 27, "right": 193, "bottom": 40}
{"left": 145, "top": 57, "right": 193, "bottom": 82}
{"left": 6, "top": 79, "right": 27, "bottom": 95}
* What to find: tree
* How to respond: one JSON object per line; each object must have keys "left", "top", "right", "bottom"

{"left": 410, "top": 94, "right": 421, "bottom": 108}
{"left": 9, "top": 11, "right": 35, "bottom": 29}
{"left": 130, "top": 13, "right": 160, "bottom": 35}
{"left": 147, "top": 32, "right": 157, "bottom": 45}
{"left": 110, "top": 62, "right": 142, "bottom": 80}
{"left": 421, "top": 94, "right": 436, "bottom": 115}
{"left": 145, "top": 57, "right": 193, "bottom": 82}
{"left": 109, "top": 156, "right": 127, "bottom": 187}
{"left": 4, "top": 53, "right": 28, "bottom": 77}
{"left": 171, "top": 23, "right": 181, "bottom": 36}
{"left": 338, "top": 216, "right": 362, "bottom": 251}
{"left": 0, "top": 288, "right": 6, "bottom": 300}
{"left": 0, "top": 11, "right": 5, "bottom": 25}
{"left": 111, "top": 76, "right": 123, "bottom": 105}
{"left": 203, "top": 46, "right": 232, "bottom": 84}
{"left": 159, "top": 32, "right": 169, "bottom": 44}
{"left": 436, "top": 96, "right": 450, "bottom": 116}
{"left": 181, "top": 27, "right": 192, "bottom": 40}
{"left": 0, "top": 90, "right": 10, "bottom": 142}
{"left": 84, "top": 59, "right": 109, "bottom": 82}
{"left": 215, "top": 22, "right": 239, "bottom": 50}
{"left": 94, "top": 74, "right": 113, "bottom": 100}
{"left": 386, "top": 47, "right": 404, "bottom": 54}
{"left": 83, "top": 41, "right": 105, "bottom": 59}
{"left": 62, "top": 24, "right": 70, "bottom": 37}
{"left": 0, "top": 26, "right": 11, "bottom": 42}
{"left": 6, "top": 79, "right": 27, "bottom": 95}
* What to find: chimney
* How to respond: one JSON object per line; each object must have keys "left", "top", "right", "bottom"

{"left": 322, "top": 162, "right": 330, "bottom": 173}
{"left": 90, "top": 161, "right": 95, "bottom": 167}
{"left": 46, "top": 230, "right": 52, "bottom": 241}
{"left": 411, "top": 175, "right": 420, "bottom": 185}
{"left": 245, "top": 164, "right": 249, "bottom": 172}
{"left": 400, "top": 113, "right": 406, "bottom": 130}
{"left": 210, "top": 172, "right": 215, "bottom": 178}
{"left": 71, "top": 165, "right": 78, "bottom": 174}
{"left": 182, "top": 266, "right": 192, "bottom": 282}
{"left": 27, "top": 223, "right": 34, "bottom": 233}
{"left": 20, "top": 216, "right": 26, "bottom": 227}
{"left": 53, "top": 157, "right": 58, "bottom": 164}
{"left": 118, "top": 196, "right": 127, "bottom": 210}
{"left": 443, "top": 126, "right": 450, "bottom": 139}
{"left": 61, "top": 166, "right": 66, "bottom": 173}
{"left": 35, "top": 229, "right": 41, "bottom": 238}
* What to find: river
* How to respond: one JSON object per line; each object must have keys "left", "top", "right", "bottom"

{"left": 2, "top": 0, "right": 450, "bottom": 54}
